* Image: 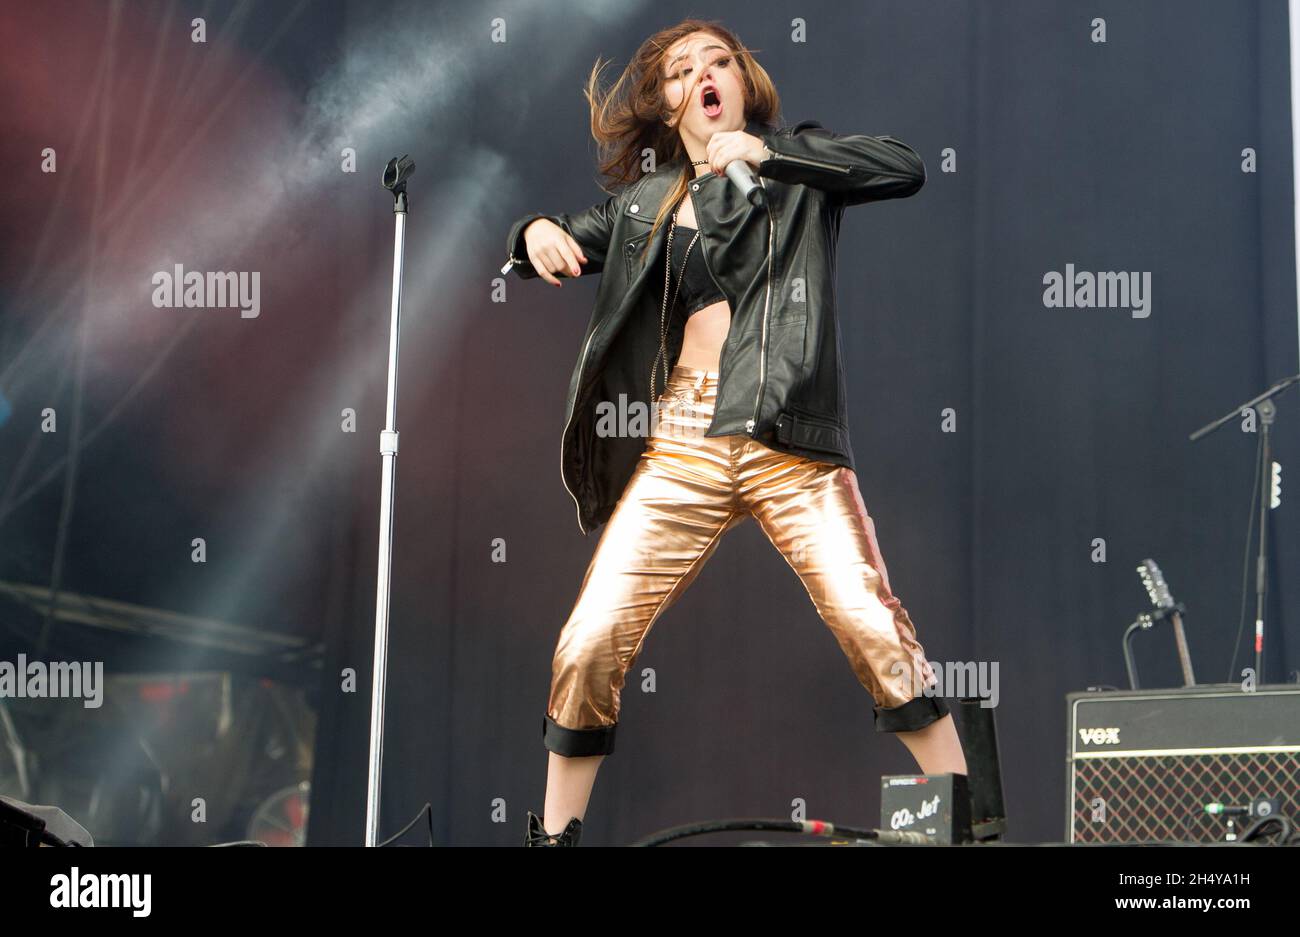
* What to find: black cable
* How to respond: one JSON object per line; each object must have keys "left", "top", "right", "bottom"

{"left": 630, "top": 817, "right": 931, "bottom": 847}
{"left": 377, "top": 802, "right": 434, "bottom": 847}
{"left": 633, "top": 818, "right": 1296, "bottom": 848}
{"left": 1226, "top": 429, "right": 1263, "bottom": 683}
{"left": 1238, "top": 814, "right": 1294, "bottom": 844}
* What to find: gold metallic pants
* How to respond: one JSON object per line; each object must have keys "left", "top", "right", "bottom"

{"left": 543, "top": 364, "right": 948, "bottom": 757}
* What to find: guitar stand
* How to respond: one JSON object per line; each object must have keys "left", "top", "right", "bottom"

{"left": 1122, "top": 602, "right": 1191, "bottom": 690}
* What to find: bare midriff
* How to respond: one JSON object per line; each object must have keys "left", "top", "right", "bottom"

{"left": 673, "top": 190, "right": 730, "bottom": 372}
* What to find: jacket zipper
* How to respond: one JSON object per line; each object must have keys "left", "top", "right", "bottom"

{"left": 560, "top": 324, "right": 600, "bottom": 535}
{"left": 551, "top": 180, "right": 650, "bottom": 535}
{"left": 764, "top": 148, "right": 854, "bottom": 175}
{"left": 503, "top": 244, "right": 588, "bottom": 532}
{"left": 694, "top": 176, "right": 775, "bottom": 437}
{"left": 746, "top": 176, "right": 775, "bottom": 435}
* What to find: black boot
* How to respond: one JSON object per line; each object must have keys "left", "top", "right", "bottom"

{"left": 524, "top": 810, "right": 582, "bottom": 846}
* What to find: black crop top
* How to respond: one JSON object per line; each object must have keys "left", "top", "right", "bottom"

{"left": 666, "top": 225, "right": 726, "bottom": 317}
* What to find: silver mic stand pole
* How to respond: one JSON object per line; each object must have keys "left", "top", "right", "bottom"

{"left": 366, "top": 154, "right": 415, "bottom": 846}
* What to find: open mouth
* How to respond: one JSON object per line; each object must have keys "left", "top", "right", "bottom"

{"left": 701, "top": 86, "right": 722, "bottom": 118}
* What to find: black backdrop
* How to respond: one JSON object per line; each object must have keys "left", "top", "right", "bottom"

{"left": 0, "top": 0, "right": 1295, "bottom": 846}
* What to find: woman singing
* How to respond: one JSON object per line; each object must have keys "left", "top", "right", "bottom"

{"left": 503, "top": 18, "right": 967, "bottom": 846}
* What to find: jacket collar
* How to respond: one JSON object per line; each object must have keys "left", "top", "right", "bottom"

{"left": 626, "top": 115, "right": 775, "bottom": 233}
{"left": 608, "top": 116, "right": 777, "bottom": 324}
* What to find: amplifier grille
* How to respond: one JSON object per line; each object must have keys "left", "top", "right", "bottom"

{"left": 1071, "top": 751, "right": 1300, "bottom": 843}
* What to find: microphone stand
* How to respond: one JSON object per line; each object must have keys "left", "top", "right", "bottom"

{"left": 365, "top": 155, "right": 415, "bottom": 846}
{"left": 1189, "top": 374, "right": 1299, "bottom": 682}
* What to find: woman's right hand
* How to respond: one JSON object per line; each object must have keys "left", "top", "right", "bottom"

{"left": 524, "top": 219, "right": 588, "bottom": 286}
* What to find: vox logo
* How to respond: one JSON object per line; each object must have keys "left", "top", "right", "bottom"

{"left": 1078, "top": 727, "right": 1121, "bottom": 745}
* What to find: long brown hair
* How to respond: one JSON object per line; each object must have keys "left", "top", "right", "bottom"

{"left": 581, "top": 19, "right": 781, "bottom": 259}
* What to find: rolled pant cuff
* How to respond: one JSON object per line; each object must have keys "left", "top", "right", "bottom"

{"left": 872, "top": 694, "right": 949, "bottom": 733}
{"left": 543, "top": 714, "right": 617, "bottom": 756}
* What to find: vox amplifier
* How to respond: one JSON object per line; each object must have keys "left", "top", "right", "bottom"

{"left": 1066, "top": 684, "right": 1300, "bottom": 843}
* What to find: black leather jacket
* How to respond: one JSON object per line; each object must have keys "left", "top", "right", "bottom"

{"left": 503, "top": 117, "right": 925, "bottom": 535}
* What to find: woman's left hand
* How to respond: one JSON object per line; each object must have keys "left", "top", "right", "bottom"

{"left": 705, "top": 131, "right": 766, "bottom": 176}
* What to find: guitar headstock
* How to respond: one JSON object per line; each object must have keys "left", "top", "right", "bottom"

{"left": 1137, "top": 558, "right": 1176, "bottom": 609}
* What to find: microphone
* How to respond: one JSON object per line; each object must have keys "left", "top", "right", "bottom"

{"left": 724, "top": 159, "right": 766, "bottom": 207}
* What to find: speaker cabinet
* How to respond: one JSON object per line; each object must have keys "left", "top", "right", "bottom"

{"left": 1066, "top": 684, "right": 1300, "bottom": 843}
